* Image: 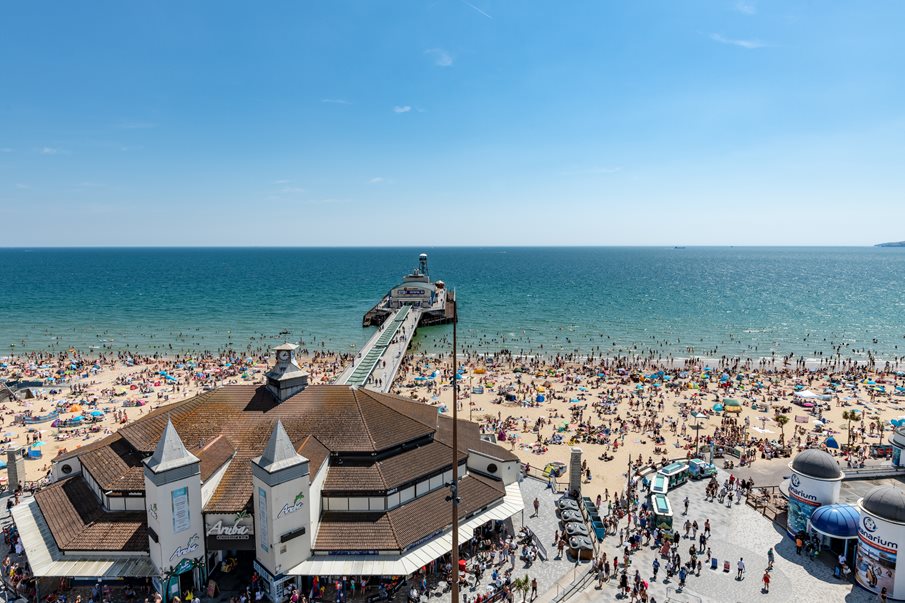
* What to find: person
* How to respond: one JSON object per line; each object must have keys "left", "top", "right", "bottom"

{"left": 767, "top": 547, "right": 775, "bottom": 570}
{"left": 652, "top": 558, "right": 660, "bottom": 581}
{"left": 530, "top": 578, "right": 537, "bottom": 600}
{"left": 678, "top": 566, "right": 687, "bottom": 588}
{"left": 762, "top": 570, "right": 770, "bottom": 593}
{"left": 737, "top": 557, "right": 745, "bottom": 580}
{"left": 683, "top": 496, "right": 689, "bottom": 515}
{"left": 533, "top": 497, "right": 540, "bottom": 517}
{"left": 881, "top": 586, "right": 888, "bottom": 602}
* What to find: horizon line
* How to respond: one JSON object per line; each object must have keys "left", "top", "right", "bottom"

{"left": 0, "top": 244, "right": 895, "bottom": 250}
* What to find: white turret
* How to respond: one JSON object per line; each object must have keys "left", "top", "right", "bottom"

{"left": 265, "top": 344, "right": 308, "bottom": 402}
{"left": 143, "top": 419, "right": 204, "bottom": 602}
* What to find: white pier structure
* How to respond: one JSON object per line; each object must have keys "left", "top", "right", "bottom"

{"left": 334, "top": 305, "right": 421, "bottom": 391}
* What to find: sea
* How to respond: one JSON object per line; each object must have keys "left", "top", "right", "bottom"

{"left": 1, "top": 247, "right": 904, "bottom": 363}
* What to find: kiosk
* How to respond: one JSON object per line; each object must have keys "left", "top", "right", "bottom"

{"left": 786, "top": 449, "right": 844, "bottom": 536}
{"left": 856, "top": 486, "right": 905, "bottom": 600}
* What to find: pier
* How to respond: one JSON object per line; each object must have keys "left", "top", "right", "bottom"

{"left": 334, "top": 253, "right": 455, "bottom": 392}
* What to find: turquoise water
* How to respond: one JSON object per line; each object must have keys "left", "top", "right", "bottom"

{"left": 1, "top": 247, "right": 904, "bottom": 361}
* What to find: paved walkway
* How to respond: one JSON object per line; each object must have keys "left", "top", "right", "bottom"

{"left": 568, "top": 468, "right": 879, "bottom": 603}
{"left": 429, "top": 477, "right": 587, "bottom": 602}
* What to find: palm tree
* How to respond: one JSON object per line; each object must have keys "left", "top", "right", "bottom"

{"left": 512, "top": 575, "right": 531, "bottom": 603}
{"left": 842, "top": 410, "right": 862, "bottom": 449}
{"left": 775, "top": 415, "right": 790, "bottom": 445}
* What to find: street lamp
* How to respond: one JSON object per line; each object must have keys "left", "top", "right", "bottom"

{"left": 690, "top": 412, "right": 707, "bottom": 458}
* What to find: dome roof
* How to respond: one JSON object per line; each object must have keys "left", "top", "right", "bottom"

{"left": 809, "top": 504, "right": 860, "bottom": 538}
{"left": 862, "top": 486, "right": 905, "bottom": 523}
{"left": 791, "top": 448, "right": 842, "bottom": 479}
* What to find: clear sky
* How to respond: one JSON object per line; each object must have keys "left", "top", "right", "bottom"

{"left": 1, "top": 1, "right": 904, "bottom": 246}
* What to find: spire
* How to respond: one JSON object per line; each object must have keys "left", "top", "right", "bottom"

{"left": 253, "top": 420, "right": 307, "bottom": 474}
{"left": 145, "top": 418, "right": 199, "bottom": 473}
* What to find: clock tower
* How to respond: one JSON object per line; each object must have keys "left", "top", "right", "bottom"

{"left": 265, "top": 343, "right": 309, "bottom": 402}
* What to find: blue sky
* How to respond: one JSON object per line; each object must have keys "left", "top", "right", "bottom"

{"left": 1, "top": 1, "right": 904, "bottom": 246}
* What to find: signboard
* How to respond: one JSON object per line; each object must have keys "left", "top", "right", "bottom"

{"left": 277, "top": 492, "right": 305, "bottom": 519}
{"left": 172, "top": 487, "right": 191, "bottom": 534}
{"left": 396, "top": 287, "right": 427, "bottom": 297}
{"left": 258, "top": 487, "right": 269, "bottom": 552}
{"left": 205, "top": 512, "right": 254, "bottom": 550}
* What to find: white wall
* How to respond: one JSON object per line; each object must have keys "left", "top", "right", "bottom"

{"left": 201, "top": 457, "right": 233, "bottom": 508}
{"left": 308, "top": 461, "right": 326, "bottom": 542}
{"left": 466, "top": 451, "right": 509, "bottom": 482}
{"left": 51, "top": 456, "right": 82, "bottom": 482}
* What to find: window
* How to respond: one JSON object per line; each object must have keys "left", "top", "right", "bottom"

{"left": 487, "top": 463, "right": 498, "bottom": 474}
{"left": 60, "top": 464, "right": 73, "bottom": 475}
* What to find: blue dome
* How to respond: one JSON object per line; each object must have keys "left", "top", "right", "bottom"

{"left": 809, "top": 503, "right": 860, "bottom": 538}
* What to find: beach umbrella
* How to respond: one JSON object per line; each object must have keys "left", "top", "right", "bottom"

{"left": 31, "top": 441, "right": 45, "bottom": 447}
{"left": 712, "top": 403, "right": 724, "bottom": 412}
{"left": 90, "top": 410, "right": 104, "bottom": 417}
{"left": 825, "top": 436, "right": 839, "bottom": 449}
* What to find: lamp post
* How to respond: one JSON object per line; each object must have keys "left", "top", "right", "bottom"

{"left": 690, "top": 412, "right": 707, "bottom": 458}
{"left": 447, "top": 315, "right": 461, "bottom": 603}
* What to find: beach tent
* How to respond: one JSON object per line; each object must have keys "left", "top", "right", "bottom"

{"left": 825, "top": 436, "right": 840, "bottom": 449}
{"left": 712, "top": 403, "right": 724, "bottom": 412}
{"left": 723, "top": 399, "right": 742, "bottom": 413}
{"left": 795, "top": 390, "right": 820, "bottom": 399}
{"left": 67, "top": 404, "right": 82, "bottom": 413}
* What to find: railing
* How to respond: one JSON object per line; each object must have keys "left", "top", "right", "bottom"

{"left": 521, "top": 465, "right": 569, "bottom": 492}
{"left": 550, "top": 566, "right": 596, "bottom": 603}
{"left": 522, "top": 526, "right": 548, "bottom": 561}
{"left": 746, "top": 484, "right": 787, "bottom": 522}
{"left": 842, "top": 464, "right": 905, "bottom": 479}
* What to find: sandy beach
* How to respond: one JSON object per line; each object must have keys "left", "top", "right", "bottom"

{"left": 392, "top": 352, "right": 905, "bottom": 495}
{"left": 0, "top": 352, "right": 348, "bottom": 483}
{"left": 3, "top": 349, "right": 903, "bottom": 496}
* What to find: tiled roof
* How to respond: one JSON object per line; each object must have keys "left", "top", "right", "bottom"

{"left": 54, "top": 432, "right": 120, "bottom": 463}
{"left": 34, "top": 477, "right": 147, "bottom": 552}
{"left": 379, "top": 441, "right": 466, "bottom": 490}
{"left": 196, "top": 435, "right": 236, "bottom": 482}
{"left": 203, "top": 452, "right": 256, "bottom": 513}
{"left": 56, "top": 384, "right": 516, "bottom": 515}
{"left": 117, "top": 385, "right": 437, "bottom": 455}
{"left": 79, "top": 435, "right": 145, "bottom": 491}
{"left": 436, "top": 415, "right": 520, "bottom": 462}
{"left": 314, "top": 475, "right": 505, "bottom": 551}
{"left": 298, "top": 435, "right": 329, "bottom": 474}
{"left": 321, "top": 441, "right": 466, "bottom": 495}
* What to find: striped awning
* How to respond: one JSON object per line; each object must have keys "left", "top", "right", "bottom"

{"left": 289, "top": 481, "right": 524, "bottom": 577}
{"left": 11, "top": 498, "right": 156, "bottom": 578}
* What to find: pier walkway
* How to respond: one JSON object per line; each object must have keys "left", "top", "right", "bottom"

{"left": 334, "top": 305, "right": 421, "bottom": 392}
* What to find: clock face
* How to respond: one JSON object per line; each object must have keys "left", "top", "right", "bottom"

{"left": 279, "top": 351, "right": 290, "bottom": 361}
